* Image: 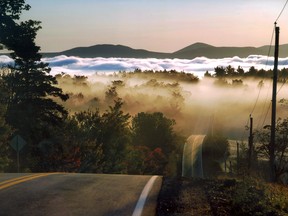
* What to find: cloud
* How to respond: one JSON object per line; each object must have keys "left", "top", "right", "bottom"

{"left": 1, "top": 55, "right": 288, "bottom": 77}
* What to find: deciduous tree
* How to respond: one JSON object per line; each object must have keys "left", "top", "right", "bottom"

{"left": 255, "top": 118, "right": 288, "bottom": 182}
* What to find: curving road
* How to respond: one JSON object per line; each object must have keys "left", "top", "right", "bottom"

{"left": 0, "top": 173, "right": 162, "bottom": 216}
{"left": 182, "top": 135, "right": 205, "bottom": 178}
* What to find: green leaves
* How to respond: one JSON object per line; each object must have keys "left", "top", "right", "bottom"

{"left": 0, "top": 0, "right": 30, "bottom": 20}
{"left": 0, "top": 0, "right": 69, "bottom": 171}
{"left": 131, "top": 112, "right": 176, "bottom": 154}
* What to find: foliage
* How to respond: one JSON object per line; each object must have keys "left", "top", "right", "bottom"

{"left": 212, "top": 65, "right": 288, "bottom": 80}
{"left": 130, "top": 112, "right": 181, "bottom": 175}
{"left": 158, "top": 177, "right": 288, "bottom": 216}
{"left": 144, "top": 147, "right": 167, "bottom": 174}
{"left": 266, "top": 183, "right": 288, "bottom": 213}
{"left": 119, "top": 69, "right": 199, "bottom": 83}
{"left": 204, "top": 178, "right": 288, "bottom": 216}
{"left": 202, "top": 120, "right": 229, "bottom": 177}
{"left": 126, "top": 146, "right": 168, "bottom": 175}
{"left": 255, "top": 118, "right": 288, "bottom": 182}
{"left": 131, "top": 112, "right": 176, "bottom": 155}
{"left": 126, "top": 145, "right": 150, "bottom": 174}
{"left": 51, "top": 99, "right": 131, "bottom": 173}
{"left": 0, "top": 75, "right": 12, "bottom": 171}
{"left": 100, "top": 99, "right": 131, "bottom": 173}
{"left": 60, "top": 110, "right": 104, "bottom": 172}
{"left": 0, "top": 0, "right": 69, "bottom": 170}
{"left": 202, "top": 134, "right": 229, "bottom": 161}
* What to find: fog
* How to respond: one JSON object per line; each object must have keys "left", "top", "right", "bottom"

{"left": 1, "top": 54, "right": 288, "bottom": 140}
{"left": 56, "top": 72, "right": 288, "bottom": 140}
{"left": 2, "top": 54, "right": 288, "bottom": 78}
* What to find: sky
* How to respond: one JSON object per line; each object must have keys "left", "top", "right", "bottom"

{"left": 20, "top": 0, "right": 288, "bottom": 52}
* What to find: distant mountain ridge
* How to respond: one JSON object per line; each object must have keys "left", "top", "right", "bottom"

{"left": 42, "top": 42, "right": 288, "bottom": 59}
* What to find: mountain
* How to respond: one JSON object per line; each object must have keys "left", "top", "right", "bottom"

{"left": 173, "top": 42, "right": 215, "bottom": 53}
{"left": 172, "top": 43, "right": 259, "bottom": 58}
{"left": 44, "top": 44, "right": 168, "bottom": 58}
{"left": 42, "top": 43, "right": 288, "bottom": 59}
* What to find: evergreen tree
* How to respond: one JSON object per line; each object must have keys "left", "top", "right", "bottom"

{"left": 0, "top": 74, "right": 11, "bottom": 171}
{"left": 101, "top": 99, "right": 131, "bottom": 173}
{"left": 0, "top": 0, "right": 68, "bottom": 170}
{"left": 1, "top": 0, "right": 68, "bottom": 132}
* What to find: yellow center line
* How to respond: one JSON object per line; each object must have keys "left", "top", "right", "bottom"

{"left": 0, "top": 173, "right": 47, "bottom": 186}
{"left": 0, "top": 173, "right": 61, "bottom": 190}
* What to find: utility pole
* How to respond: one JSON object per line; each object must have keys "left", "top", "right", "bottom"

{"left": 248, "top": 115, "right": 253, "bottom": 173}
{"left": 270, "top": 23, "right": 279, "bottom": 182}
{"left": 237, "top": 141, "right": 240, "bottom": 174}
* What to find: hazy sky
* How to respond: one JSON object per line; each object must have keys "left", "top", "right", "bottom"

{"left": 23, "top": 0, "right": 288, "bottom": 52}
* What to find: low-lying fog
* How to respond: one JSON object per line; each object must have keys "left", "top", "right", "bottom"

{"left": 1, "top": 54, "right": 288, "bottom": 140}
{"left": 56, "top": 72, "right": 288, "bottom": 141}
{"left": 1, "top": 54, "right": 288, "bottom": 77}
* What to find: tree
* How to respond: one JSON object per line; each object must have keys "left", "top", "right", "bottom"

{"left": 204, "top": 71, "right": 212, "bottom": 78}
{"left": 236, "top": 66, "right": 245, "bottom": 76}
{"left": 61, "top": 110, "right": 104, "bottom": 173}
{"left": 214, "top": 66, "right": 226, "bottom": 78}
{"left": 0, "top": 74, "right": 12, "bottom": 171}
{"left": 247, "top": 66, "right": 258, "bottom": 76}
{"left": 225, "top": 65, "right": 235, "bottom": 76}
{"left": 131, "top": 112, "right": 180, "bottom": 175}
{"left": 101, "top": 99, "right": 131, "bottom": 173}
{"left": 0, "top": 0, "right": 68, "bottom": 170}
{"left": 255, "top": 118, "right": 288, "bottom": 182}
{"left": 131, "top": 112, "right": 176, "bottom": 155}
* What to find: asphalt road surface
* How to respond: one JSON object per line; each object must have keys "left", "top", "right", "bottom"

{"left": 0, "top": 173, "right": 162, "bottom": 216}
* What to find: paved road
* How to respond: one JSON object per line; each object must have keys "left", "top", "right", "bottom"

{"left": 0, "top": 173, "right": 162, "bottom": 216}
{"left": 182, "top": 135, "right": 205, "bottom": 178}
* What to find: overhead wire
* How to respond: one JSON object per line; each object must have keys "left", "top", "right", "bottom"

{"left": 249, "top": 26, "right": 275, "bottom": 131}
{"left": 255, "top": 0, "right": 288, "bottom": 129}
{"left": 273, "top": 0, "right": 288, "bottom": 116}
{"left": 249, "top": 25, "right": 274, "bottom": 118}
{"left": 241, "top": 0, "right": 288, "bottom": 141}
{"left": 275, "top": 0, "right": 288, "bottom": 23}
{"left": 240, "top": 25, "right": 275, "bottom": 141}
{"left": 255, "top": 26, "right": 275, "bottom": 129}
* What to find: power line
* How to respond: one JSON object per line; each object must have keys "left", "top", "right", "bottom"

{"left": 250, "top": 83, "right": 263, "bottom": 115}
{"left": 275, "top": 0, "right": 288, "bottom": 23}
{"left": 251, "top": 26, "right": 274, "bottom": 117}
{"left": 261, "top": 102, "right": 272, "bottom": 127}
{"left": 264, "top": 27, "right": 275, "bottom": 71}
{"left": 243, "top": 0, "right": 288, "bottom": 133}
{"left": 250, "top": 26, "right": 274, "bottom": 130}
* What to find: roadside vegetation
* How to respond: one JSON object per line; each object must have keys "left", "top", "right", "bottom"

{"left": 157, "top": 177, "right": 288, "bottom": 216}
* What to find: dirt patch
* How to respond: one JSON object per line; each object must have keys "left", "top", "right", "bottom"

{"left": 157, "top": 177, "right": 213, "bottom": 216}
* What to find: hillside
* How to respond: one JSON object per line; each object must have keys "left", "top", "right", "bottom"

{"left": 43, "top": 44, "right": 168, "bottom": 58}
{"left": 42, "top": 42, "right": 288, "bottom": 59}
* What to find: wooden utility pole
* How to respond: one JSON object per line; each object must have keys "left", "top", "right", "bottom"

{"left": 248, "top": 115, "right": 253, "bottom": 173}
{"left": 237, "top": 141, "right": 240, "bottom": 174}
{"left": 270, "top": 23, "right": 279, "bottom": 182}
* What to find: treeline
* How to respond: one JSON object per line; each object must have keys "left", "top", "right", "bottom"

{"left": 29, "top": 100, "right": 183, "bottom": 175}
{"left": 119, "top": 68, "right": 199, "bottom": 83}
{"left": 205, "top": 65, "right": 288, "bottom": 80}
